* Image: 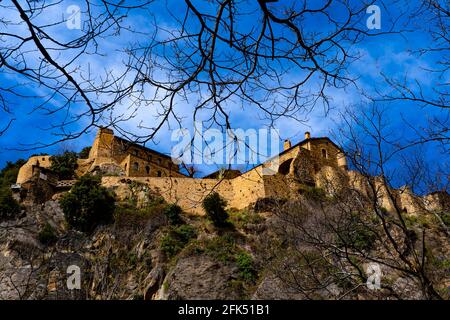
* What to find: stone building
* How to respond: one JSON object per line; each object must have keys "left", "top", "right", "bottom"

{"left": 16, "top": 127, "right": 184, "bottom": 185}
{"left": 99, "top": 131, "right": 352, "bottom": 214}
{"left": 14, "top": 128, "right": 448, "bottom": 215}
{"left": 78, "top": 127, "right": 184, "bottom": 178}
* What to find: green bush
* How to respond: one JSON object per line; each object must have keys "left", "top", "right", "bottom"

{"left": 160, "top": 224, "right": 197, "bottom": 258}
{"left": 38, "top": 222, "right": 58, "bottom": 245}
{"left": 440, "top": 212, "right": 450, "bottom": 228}
{"left": 193, "top": 234, "right": 236, "bottom": 263}
{"left": 228, "top": 209, "right": 264, "bottom": 229}
{"left": 338, "top": 223, "right": 376, "bottom": 252}
{"left": 236, "top": 252, "right": 257, "bottom": 282}
{"left": 0, "top": 187, "right": 21, "bottom": 221}
{"left": 202, "top": 192, "right": 229, "bottom": 227}
{"left": 337, "top": 214, "right": 376, "bottom": 252}
{"left": 60, "top": 175, "right": 115, "bottom": 232}
{"left": 0, "top": 159, "right": 26, "bottom": 188}
{"left": 50, "top": 151, "right": 79, "bottom": 180}
{"left": 191, "top": 235, "right": 257, "bottom": 283}
{"left": 78, "top": 147, "right": 91, "bottom": 159}
{"left": 163, "top": 204, "right": 183, "bottom": 225}
{"left": 301, "top": 186, "right": 327, "bottom": 201}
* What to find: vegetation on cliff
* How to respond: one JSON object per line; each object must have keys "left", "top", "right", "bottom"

{"left": 0, "top": 159, "right": 24, "bottom": 221}
{"left": 50, "top": 151, "right": 79, "bottom": 180}
{"left": 202, "top": 192, "right": 229, "bottom": 228}
{"left": 60, "top": 175, "right": 115, "bottom": 232}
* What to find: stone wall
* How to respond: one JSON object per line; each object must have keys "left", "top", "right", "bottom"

{"left": 102, "top": 176, "right": 235, "bottom": 215}
{"left": 16, "top": 155, "right": 52, "bottom": 184}
{"left": 84, "top": 128, "right": 180, "bottom": 177}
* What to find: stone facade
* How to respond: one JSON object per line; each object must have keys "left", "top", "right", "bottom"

{"left": 79, "top": 128, "right": 184, "bottom": 178}
{"left": 16, "top": 128, "right": 184, "bottom": 185}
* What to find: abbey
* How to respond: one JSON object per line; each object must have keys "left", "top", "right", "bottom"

{"left": 14, "top": 128, "right": 448, "bottom": 216}
{"left": 16, "top": 127, "right": 184, "bottom": 185}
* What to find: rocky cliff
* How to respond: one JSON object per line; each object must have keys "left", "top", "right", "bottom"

{"left": 1, "top": 189, "right": 449, "bottom": 300}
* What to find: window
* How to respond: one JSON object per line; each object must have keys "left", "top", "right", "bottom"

{"left": 145, "top": 166, "right": 150, "bottom": 175}
{"left": 157, "top": 158, "right": 161, "bottom": 165}
{"left": 157, "top": 170, "right": 162, "bottom": 177}
{"left": 321, "top": 149, "right": 327, "bottom": 159}
{"left": 133, "top": 162, "right": 139, "bottom": 171}
{"left": 134, "top": 150, "right": 139, "bottom": 156}
{"left": 124, "top": 163, "right": 127, "bottom": 171}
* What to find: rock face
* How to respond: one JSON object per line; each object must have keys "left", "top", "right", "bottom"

{"left": 163, "top": 254, "right": 241, "bottom": 300}
{"left": 1, "top": 194, "right": 449, "bottom": 300}
{"left": 0, "top": 200, "right": 68, "bottom": 299}
{"left": 0, "top": 200, "right": 166, "bottom": 300}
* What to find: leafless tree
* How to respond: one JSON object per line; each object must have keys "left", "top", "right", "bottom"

{"left": 1, "top": 0, "right": 399, "bottom": 149}
{"left": 0, "top": 0, "right": 153, "bottom": 147}
{"left": 260, "top": 104, "right": 447, "bottom": 300}
{"left": 377, "top": 1, "right": 449, "bottom": 148}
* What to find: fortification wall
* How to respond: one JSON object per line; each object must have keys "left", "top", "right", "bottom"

{"left": 228, "top": 167, "right": 267, "bottom": 209}
{"left": 102, "top": 176, "right": 236, "bottom": 215}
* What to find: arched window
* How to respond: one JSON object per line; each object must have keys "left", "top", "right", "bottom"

{"left": 145, "top": 166, "right": 150, "bottom": 175}
{"left": 157, "top": 170, "right": 162, "bottom": 177}
{"left": 278, "top": 158, "right": 293, "bottom": 175}
{"left": 133, "top": 162, "right": 139, "bottom": 171}
{"left": 321, "top": 149, "right": 327, "bottom": 159}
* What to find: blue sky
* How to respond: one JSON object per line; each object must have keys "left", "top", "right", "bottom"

{"left": 0, "top": 0, "right": 448, "bottom": 185}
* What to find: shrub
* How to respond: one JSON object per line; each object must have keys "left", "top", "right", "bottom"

{"left": 0, "top": 187, "right": 21, "bottom": 221}
{"left": 191, "top": 235, "right": 257, "bottom": 283}
{"left": 160, "top": 224, "right": 197, "bottom": 258}
{"left": 228, "top": 209, "right": 264, "bottom": 229}
{"left": 38, "top": 222, "right": 58, "bottom": 245}
{"left": 301, "top": 186, "right": 327, "bottom": 201}
{"left": 253, "top": 197, "right": 286, "bottom": 212}
{"left": 0, "top": 159, "right": 26, "bottom": 188}
{"left": 78, "top": 147, "right": 91, "bottom": 159}
{"left": 50, "top": 151, "right": 79, "bottom": 180}
{"left": 338, "top": 222, "right": 376, "bottom": 252}
{"left": 60, "top": 175, "right": 115, "bottom": 232}
{"left": 440, "top": 212, "right": 450, "bottom": 228}
{"left": 163, "top": 204, "right": 183, "bottom": 225}
{"left": 351, "top": 225, "right": 376, "bottom": 251}
{"left": 236, "top": 252, "right": 257, "bottom": 282}
{"left": 193, "top": 234, "right": 237, "bottom": 263}
{"left": 202, "top": 192, "right": 228, "bottom": 227}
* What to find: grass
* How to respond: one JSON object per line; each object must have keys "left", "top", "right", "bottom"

{"left": 299, "top": 186, "right": 328, "bottom": 201}
{"left": 188, "top": 234, "right": 258, "bottom": 283}
{"left": 227, "top": 209, "right": 264, "bottom": 229}
{"left": 38, "top": 222, "right": 58, "bottom": 245}
{"left": 403, "top": 213, "right": 434, "bottom": 229}
{"left": 160, "top": 224, "right": 197, "bottom": 259}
